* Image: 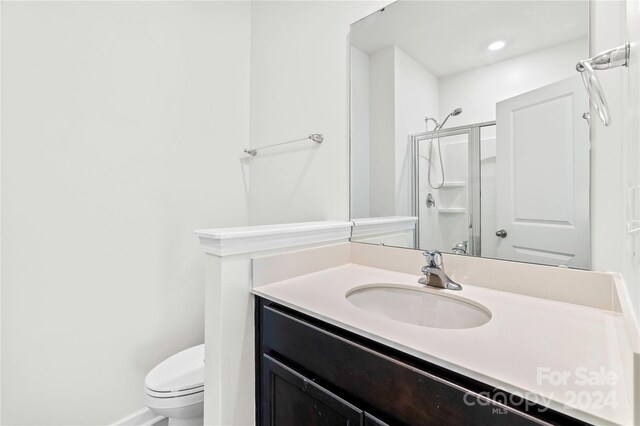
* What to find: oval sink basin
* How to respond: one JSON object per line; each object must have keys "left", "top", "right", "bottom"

{"left": 346, "top": 284, "right": 491, "bottom": 329}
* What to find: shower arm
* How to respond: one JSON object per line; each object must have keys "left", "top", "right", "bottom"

{"left": 425, "top": 117, "right": 440, "bottom": 131}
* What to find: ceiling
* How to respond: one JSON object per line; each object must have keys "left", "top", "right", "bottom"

{"left": 351, "top": 1, "right": 588, "bottom": 78}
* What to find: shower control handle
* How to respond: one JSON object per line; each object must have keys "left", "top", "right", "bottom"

{"left": 496, "top": 229, "right": 508, "bottom": 238}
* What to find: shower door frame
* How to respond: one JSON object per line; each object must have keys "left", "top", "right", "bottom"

{"left": 410, "top": 121, "right": 495, "bottom": 256}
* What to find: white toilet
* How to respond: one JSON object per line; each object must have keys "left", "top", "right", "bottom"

{"left": 144, "top": 344, "right": 205, "bottom": 426}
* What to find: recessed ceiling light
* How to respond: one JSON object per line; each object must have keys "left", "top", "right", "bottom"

{"left": 488, "top": 40, "right": 506, "bottom": 51}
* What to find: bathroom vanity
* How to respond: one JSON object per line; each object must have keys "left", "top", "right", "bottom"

{"left": 255, "top": 297, "right": 586, "bottom": 425}
{"left": 251, "top": 243, "right": 637, "bottom": 426}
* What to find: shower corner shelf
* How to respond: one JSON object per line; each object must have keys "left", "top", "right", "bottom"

{"left": 440, "top": 181, "right": 466, "bottom": 188}
{"left": 438, "top": 207, "right": 466, "bottom": 214}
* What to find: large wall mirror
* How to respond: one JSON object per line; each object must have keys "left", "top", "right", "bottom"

{"left": 350, "top": 1, "right": 590, "bottom": 269}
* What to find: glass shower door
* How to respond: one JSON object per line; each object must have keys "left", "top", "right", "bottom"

{"left": 412, "top": 126, "right": 480, "bottom": 255}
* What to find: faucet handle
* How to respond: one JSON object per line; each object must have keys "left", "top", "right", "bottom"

{"left": 423, "top": 250, "right": 443, "bottom": 268}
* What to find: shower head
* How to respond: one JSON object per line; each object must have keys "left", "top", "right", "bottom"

{"left": 438, "top": 107, "right": 463, "bottom": 129}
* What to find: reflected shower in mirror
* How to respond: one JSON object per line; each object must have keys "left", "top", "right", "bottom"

{"left": 350, "top": 1, "right": 590, "bottom": 268}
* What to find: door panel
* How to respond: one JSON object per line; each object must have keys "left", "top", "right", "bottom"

{"left": 496, "top": 76, "right": 589, "bottom": 268}
{"left": 261, "top": 354, "right": 363, "bottom": 426}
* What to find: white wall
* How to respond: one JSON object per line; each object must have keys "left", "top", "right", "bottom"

{"left": 388, "top": 46, "right": 444, "bottom": 249}
{"left": 624, "top": 0, "right": 640, "bottom": 326}
{"left": 350, "top": 47, "right": 371, "bottom": 218}
{"left": 1, "top": 2, "right": 251, "bottom": 424}
{"left": 590, "top": 1, "right": 625, "bottom": 279}
{"left": 394, "top": 47, "right": 439, "bottom": 216}
{"left": 369, "top": 46, "right": 396, "bottom": 217}
{"left": 248, "top": 1, "right": 389, "bottom": 225}
{"left": 358, "top": 45, "right": 439, "bottom": 219}
{"left": 439, "top": 39, "right": 588, "bottom": 127}
{"left": 587, "top": 0, "right": 640, "bottom": 326}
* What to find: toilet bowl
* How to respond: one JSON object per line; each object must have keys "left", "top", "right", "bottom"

{"left": 144, "top": 344, "right": 204, "bottom": 426}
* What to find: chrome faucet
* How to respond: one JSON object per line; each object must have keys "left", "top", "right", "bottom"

{"left": 419, "top": 250, "right": 462, "bottom": 291}
{"left": 451, "top": 240, "right": 468, "bottom": 255}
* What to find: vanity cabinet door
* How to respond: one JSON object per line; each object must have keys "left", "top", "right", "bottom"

{"left": 261, "top": 354, "right": 364, "bottom": 426}
{"left": 364, "top": 413, "right": 389, "bottom": 426}
{"left": 257, "top": 300, "right": 574, "bottom": 426}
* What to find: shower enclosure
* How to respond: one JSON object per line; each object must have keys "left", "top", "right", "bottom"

{"left": 411, "top": 121, "right": 496, "bottom": 256}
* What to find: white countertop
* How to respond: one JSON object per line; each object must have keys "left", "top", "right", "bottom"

{"left": 252, "top": 263, "right": 631, "bottom": 425}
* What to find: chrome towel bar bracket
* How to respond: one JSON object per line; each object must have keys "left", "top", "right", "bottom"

{"left": 244, "top": 133, "right": 323, "bottom": 157}
{"left": 576, "top": 43, "right": 630, "bottom": 126}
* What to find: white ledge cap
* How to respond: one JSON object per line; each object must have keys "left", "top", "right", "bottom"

{"left": 351, "top": 216, "right": 417, "bottom": 226}
{"left": 351, "top": 216, "right": 417, "bottom": 238}
{"left": 195, "top": 221, "right": 353, "bottom": 256}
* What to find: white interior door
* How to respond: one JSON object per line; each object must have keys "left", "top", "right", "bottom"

{"left": 496, "top": 76, "right": 590, "bottom": 268}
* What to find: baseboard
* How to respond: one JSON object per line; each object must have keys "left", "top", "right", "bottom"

{"left": 111, "top": 408, "right": 167, "bottom": 426}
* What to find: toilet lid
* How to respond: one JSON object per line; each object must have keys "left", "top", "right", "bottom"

{"left": 145, "top": 344, "right": 205, "bottom": 392}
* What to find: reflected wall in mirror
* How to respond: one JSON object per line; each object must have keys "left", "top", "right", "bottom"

{"left": 350, "top": 0, "right": 590, "bottom": 268}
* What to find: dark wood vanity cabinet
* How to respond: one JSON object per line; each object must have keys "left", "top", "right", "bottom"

{"left": 256, "top": 297, "right": 590, "bottom": 426}
{"left": 262, "top": 355, "right": 366, "bottom": 425}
